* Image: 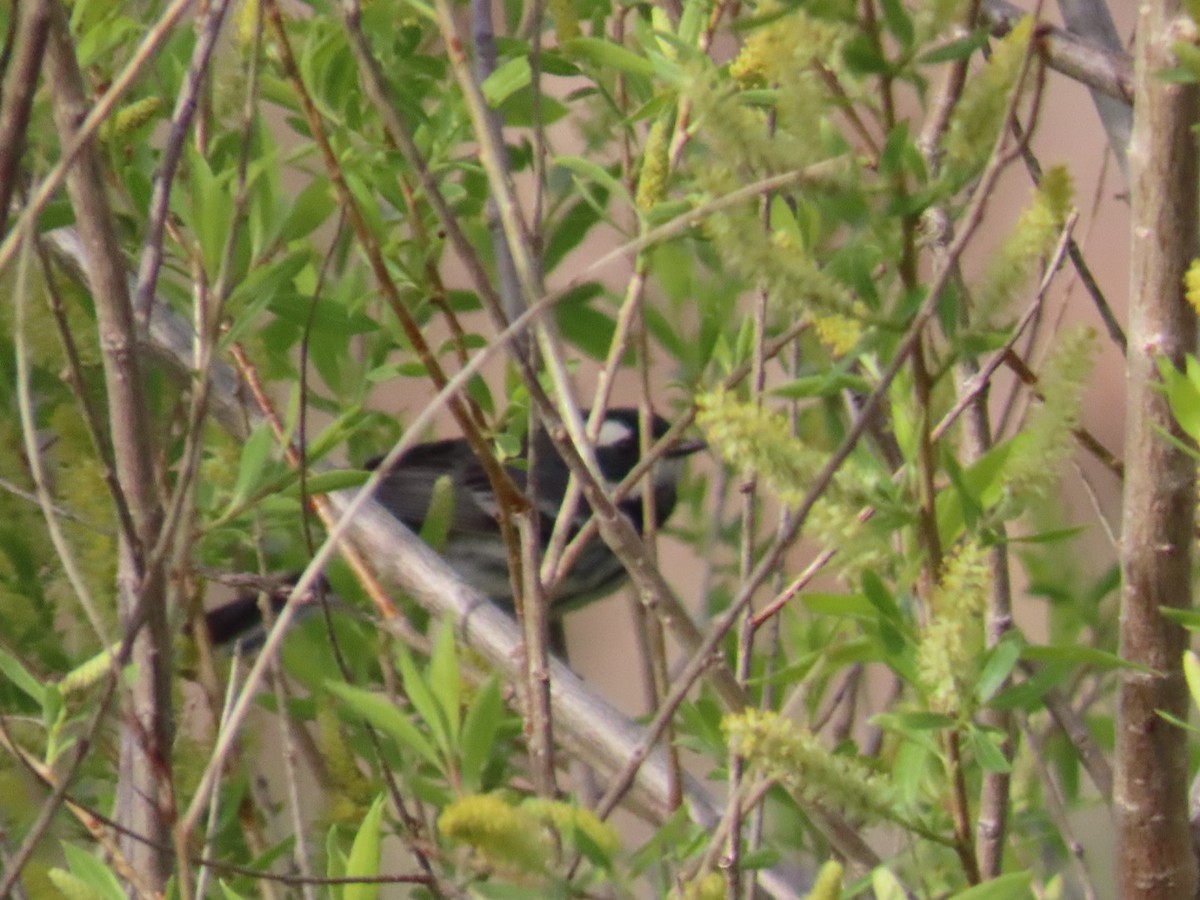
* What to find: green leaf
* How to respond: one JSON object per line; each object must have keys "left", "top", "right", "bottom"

{"left": 1007, "top": 526, "right": 1087, "bottom": 544}
{"left": 563, "top": 36, "right": 654, "bottom": 77}
{"left": 344, "top": 794, "right": 386, "bottom": 900}
{"left": 802, "top": 592, "right": 875, "bottom": 618}
{"left": 1159, "top": 709, "right": 1200, "bottom": 734}
{"left": 555, "top": 155, "right": 632, "bottom": 208}
{"left": 417, "top": 475, "right": 456, "bottom": 549}
{"left": 225, "top": 424, "right": 277, "bottom": 516}
{"left": 976, "top": 633, "right": 1024, "bottom": 703}
{"left": 47, "top": 869, "right": 109, "bottom": 900}
{"left": 872, "top": 710, "right": 956, "bottom": 733}
{"left": 482, "top": 55, "right": 532, "bottom": 107}
{"left": 1162, "top": 607, "right": 1200, "bottom": 631}
{"left": 0, "top": 646, "right": 46, "bottom": 704}
{"left": 987, "top": 660, "right": 1071, "bottom": 711}
{"left": 398, "top": 646, "right": 454, "bottom": 757}
{"left": 919, "top": 30, "right": 988, "bottom": 64}
{"left": 461, "top": 676, "right": 505, "bottom": 792}
{"left": 61, "top": 842, "right": 127, "bottom": 900}
{"left": 946, "top": 871, "right": 1033, "bottom": 900}
{"left": 326, "top": 823, "right": 347, "bottom": 881}
{"left": 966, "top": 725, "right": 1011, "bottom": 773}
{"left": 545, "top": 198, "right": 606, "bottom": 272}
{"left": 324, "top": 681, "right": 440, "bottom": 768}
{"left": 188, "top": 148, "right": 234, "bottom": 278}
{"left": 878, "top": 0, "right": 913, "bottom": 46}
{"left": 771, "top": 369, "right": 870, "bottom": 399}
{"left": 284, "top": 469, "right": 369, "bottom": 499}
{"left": 278, "top": 177, "right": 335, "bottom": 244}
{"left": 218, "top": 881, "right": 250, "bottom": 899}
{"left": 429, "top": 622, "right": 462, "bottom": 744}
{"left": 842, "top": 33, "right": 890, "bottom": 75}
{"left": 1185, "top": 650, "right": 1200, "bottom": 712}
{"left": 1022, "top": 643, "right": 1143, "bottom": 672}
{"left": 872, "top": 866, "right": 908, "bottom": 900}
{"left": 555, "top": 284, "right": 616, "bottom": 360}
{"left": 935, "top": 438, "right": 1015, "bottom": 544}
{"left": 1171, "top": 41, "right": 1200, "bottom": 84}
{"left": 1156, "top": 355, "right": 1200, "bottom": 440}
{"left": 861, "top": 570, "right": 905, "bottom": 626}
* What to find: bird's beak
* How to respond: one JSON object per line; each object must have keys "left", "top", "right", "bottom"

{"left": 667, "top": 436, "right": 707, "bottom": 458}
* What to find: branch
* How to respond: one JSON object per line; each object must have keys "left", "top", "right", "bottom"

{"left": 0, "top": 0, "right": 50, "bottom": 238}
{"left": 43, "top": 225, "right": 804, "bottom": 900}
{"left": 43, "top": 2, "right": 173, "bottom": 886}
{"left": 1054, "top": 0, "right": 1132, "bottom": 174}
{"left": 983, "top": 0, "right": 1133, "bottom": 105}
{"left": 1115, "top": 2, "right": 1200, "bottom": 897}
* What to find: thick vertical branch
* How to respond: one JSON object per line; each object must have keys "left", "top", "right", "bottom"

{"left": 1117, "top": 3, "right": 1200, "bottom": 898}
{"left": 44, "top": 1, "right": 173, "bottom": 888}
{"left": 0, "top": 0, "right": 51, "bottom": 239}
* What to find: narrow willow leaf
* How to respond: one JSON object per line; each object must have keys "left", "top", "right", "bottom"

{"left": 429, "top": 622, "right": 462, "bottom": 744}
{"left": 1185, "top": 651, "right": 1200, "bottom": 713}
{"left": 461, "top": 676, "right": 505, "bottom": 793}
{"left": 482, "top": 56, "right": 532, "bottom": 107}
{"left": 563, "top": 36, "right": 655, "bottom": 77}
{"left": 398, "top": 647, "right": 454, "bottom": 757}
{"left": 325, "top": 681, "right": 440, "bottom": 768}
{"left": 60, "top": 842, "right": 126, "bottom": 900}
{"left": 946, "top": 871, "right": 1033, "bottom": 899}
{"left": 345, "top": 794, "right": 386, "bottom": 900}
{"left": 0, "top": 646, "right": 46, "bottom": 704}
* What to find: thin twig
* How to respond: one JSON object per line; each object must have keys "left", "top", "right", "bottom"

{"left": 132, "top": 0, "right": 233, "bottom": 324}
{"left": 0, "top": 0, "right": 196, "bottom": 281}
{"left": 0, "top": 0, "right": 50, "bottom": 239}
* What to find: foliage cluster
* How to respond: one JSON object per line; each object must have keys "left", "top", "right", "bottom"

{"left": 0, "top": 0, "right": 1145, "bottom": 897}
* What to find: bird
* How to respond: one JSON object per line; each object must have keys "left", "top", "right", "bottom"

{"left": 200, "top": 408, "right": 704, "bottom": 649}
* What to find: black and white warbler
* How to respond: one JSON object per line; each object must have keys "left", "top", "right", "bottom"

{"left": 201, "top": 408, "right": 703, "bottom": 648}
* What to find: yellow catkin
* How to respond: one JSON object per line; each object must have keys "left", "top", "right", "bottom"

{"left": 439, "top": 793, "right": 548, "bottom": 873}
{"left": 723, "top": 709, "right": 893, "bottom": 821}
{"left": 112, "top": 96, "right": 162, "bottom": 136}
{"left": 635, "top": 119, "right": 671, "bottom": 212}
{"left": 547, "top": 0, "right": 580, "bottom": 42}
{"left": 1185, "top": 259, "right": 1200, "bottom": 316}
{"left": 806, "top": 860, "right": 844, "bottom": 900}
{"left": 917, "top": 541, "right": 991, "bottom": 715}
{"left": 522, "top": 797, "right": 620, "bottom": 856}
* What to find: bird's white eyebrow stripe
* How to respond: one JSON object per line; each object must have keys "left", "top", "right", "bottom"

{"left": 596, "top": 417, "right": 634, "bottom": 448}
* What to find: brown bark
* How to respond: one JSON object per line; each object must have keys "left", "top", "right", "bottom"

{"left": 44, "top": 1, "right": 173, "bottom": 888}
{"left": 0, "top": 0, "right": 51, "bottom": 239}
{"left": 1116, "top": 2, "right": 1200, "bottom": 897}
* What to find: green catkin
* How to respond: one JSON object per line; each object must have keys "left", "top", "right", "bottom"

{"left": 439, "top": 793, "right": 548, "bottom": 873}
{"left": 806, "top": 860, "right": 845, "bottom": 900}
{"left": 943, "top": 16, "right": 1036, "bottom": 172}
{"left": 112, "top": 96, "right": 163, "bottom": 137}
{"left": 973, "top": 166, "right": 1073, "bottom": 327}
{"left": 547, "top": 0, "right": 580, "bottom": 42}
{"left": 1185, "top": 258, "right": 1200, "bottom": 316}
{"left": 636, "top": 119, "right": 671, "bottom": 212}
{"left": 723, "top": 709, "right": 894, "bottom": 823}
{"left": 917, "top": 541, "right": 991, "bottom": 716}
{"left": 1003, "top": 327, "right": 1096, "bottom": 499}
{"left": 522, "top": 797, "right": 620, "bottom": 856}
{"left": 671, "top": 872, "right": 725, "bottom": 900}
{"left": 696, "top": 390, "right": 824, "bottom": 506}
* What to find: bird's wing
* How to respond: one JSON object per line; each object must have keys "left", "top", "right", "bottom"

{"left": 367, "top": 441, "right": 521, "bottom": 537}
